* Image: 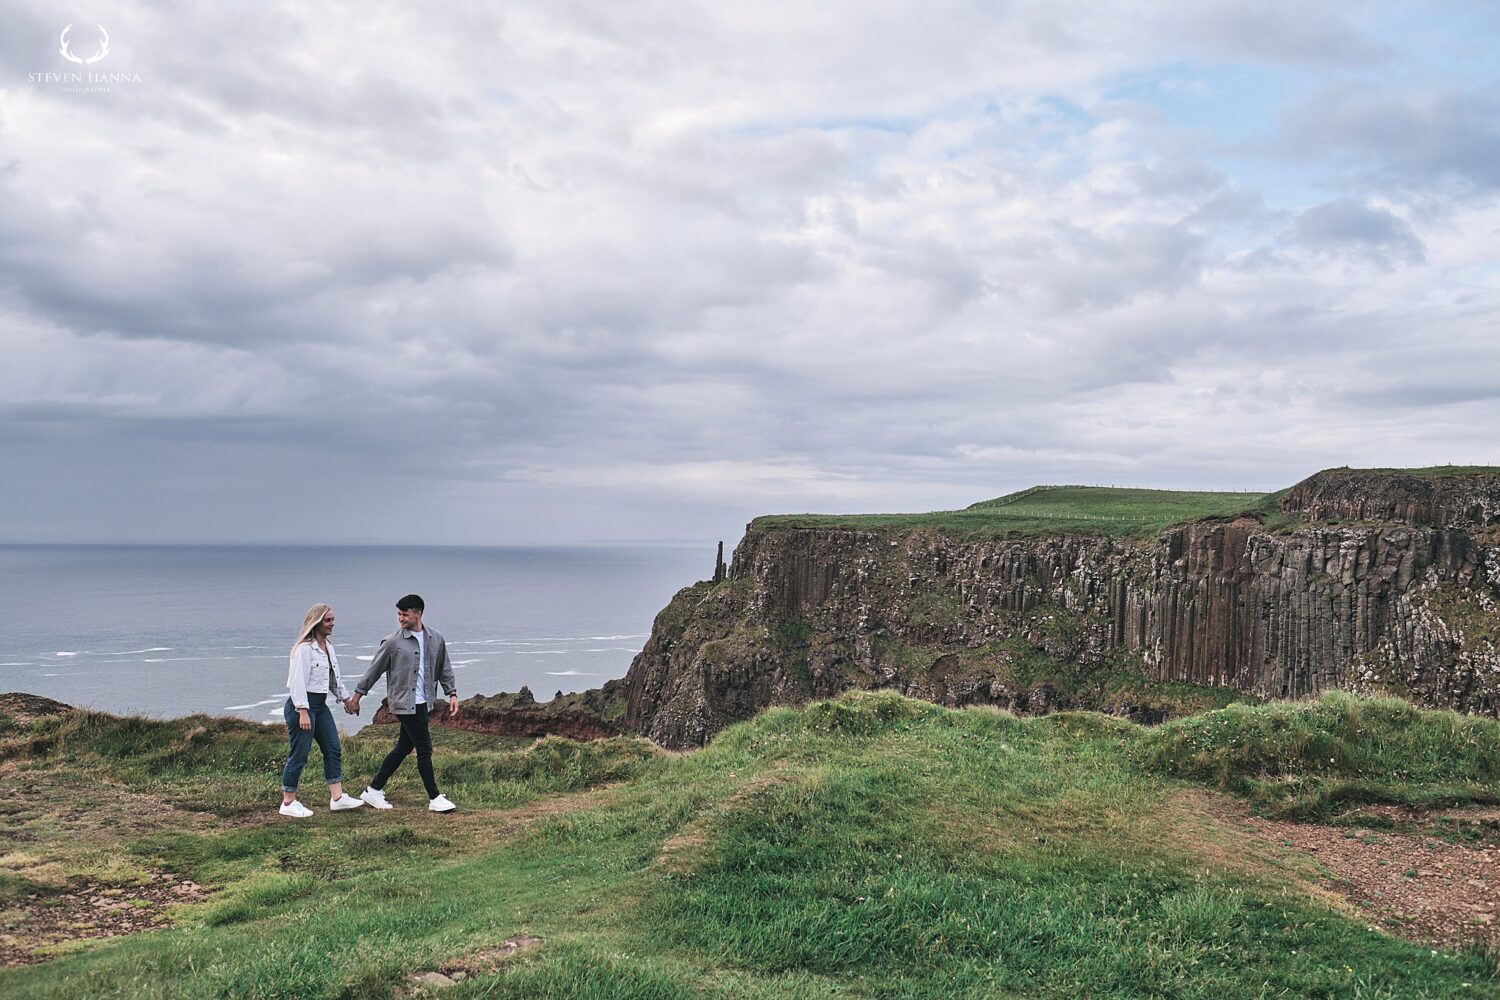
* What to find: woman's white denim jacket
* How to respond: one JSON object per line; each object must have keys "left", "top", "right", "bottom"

{"left": 287, "top": 641, "right": 352, "bottom": 709}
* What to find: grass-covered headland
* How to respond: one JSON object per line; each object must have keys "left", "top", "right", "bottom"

{"left": 749, "top": 465, "right": 1500, "bottom": 538}
{"left": 752, "top": 485, "right": 1268, "bottom": 538}
{"left": 1, "top": 691, "right": 1498, "bottom": 998}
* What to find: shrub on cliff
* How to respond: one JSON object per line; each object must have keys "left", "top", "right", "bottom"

{"left": 2, "top": 707, "right": 283, "bottom": 777}
{"left": 797, "top": 689, "right": 949, "bottom": 738}
{"left": 497, "top": 734, "right": 662, "bottom": 792}
{"left": 1138, "top": 691, "right": 1500, "bottom": 817}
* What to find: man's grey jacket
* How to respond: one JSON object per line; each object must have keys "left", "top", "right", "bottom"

{"left": 355, "top": 626, "right": 457, "bottom": 715}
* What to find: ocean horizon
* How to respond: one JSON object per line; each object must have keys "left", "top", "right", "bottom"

{"left": 0, "top": 542, "right": 710, "bottom": 732}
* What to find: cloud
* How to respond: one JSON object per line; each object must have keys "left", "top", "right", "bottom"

{"left": 0, "top": 1, "right": 1497, "bottom": 544}
{"left": 1291, "top": 198, "right": 1425, "bottom": 267}
{"left": 1169, "top": 2, "right": 1391, "bottom": 66}
{"left": 1282, "top": 87, "right": 1500, "bottom": 194}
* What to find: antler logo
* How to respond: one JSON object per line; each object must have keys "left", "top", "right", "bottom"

{"left": 59, "top": 22, "right": 110, "bottom": 65}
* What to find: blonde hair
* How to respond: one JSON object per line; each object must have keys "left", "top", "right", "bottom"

{"left": 291, "top": 604, "right": 334, "bottom": 656}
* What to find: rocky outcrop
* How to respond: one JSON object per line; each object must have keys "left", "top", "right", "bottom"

{"left": 0, "top": 693, "right": 72, "bottom": 724}
{"left": 371, "top": 686, "right": 621, "bottom": 741}
{"left": 620, "top": 470, "right": 1500, "bottom": 748}
{"left": 1280, "top": 468, "right": 1500, "bottom": 529}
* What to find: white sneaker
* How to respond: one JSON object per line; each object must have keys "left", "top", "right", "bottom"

{"left": 428, "top": 794, "right": 456, "bottom": 813}
{"left": 279, "top": 800, "right": 313, "bottom": 818}
{"left": 360, "top": 786, "right": 393, "bottom": 810}
{"left": 330, "top": 793, "right": 365, "bottom": 811}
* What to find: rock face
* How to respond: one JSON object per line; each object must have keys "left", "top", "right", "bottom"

{"left": 1280, "top": 468, "right": 1500, "bottom": 529}
{"left": 0, "top": 692, "right": 73, "bottom": 723}
{"left": 621, "top": 471, "right": 1500, "bottom": 748}
{"left": 371, "top": 686, "right": 621, "bottom": 741}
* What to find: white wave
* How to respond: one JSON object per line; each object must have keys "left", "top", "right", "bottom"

{"left": 579, "top": 647, "right": 641, "bottom": 652}
{"left": 0, "top": 662, "right": 34, "bottom": 666}
{"left": 458, "top": 639, "right": 542, "bottom": 646}
{"left": 546, "top": 670, "right": 602, "bottom": 677}
{"left": 355, "top": 656, "right": 373, "bottom": 661}
{"left": 142, "top": 656, "right": 236, "bottom": 663}
{"left": 451, "top": 659, "right": 482, "bottom": 665}
{"left": 467, "top": 637, "right": 606, "bottom": 645}
{"left": 110, "top": 647, "right": 171, "bottom": 655}
{"left": 54, "top": 651, "right": 78, "bottom": 657}
{"left": 232, "top": 645, "right": 270, "bottom": 649}
{"left": 453, "top": 636, "right": 643, "bottom": 647}
{"left": 224, "top": 697, "right": 284, "bottom": 711}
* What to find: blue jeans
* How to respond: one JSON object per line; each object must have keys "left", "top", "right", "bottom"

{"left": 281, "top": 693, "right": 342, "bottom": 793}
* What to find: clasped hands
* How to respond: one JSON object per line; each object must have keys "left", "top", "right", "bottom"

{"left": 340, "top": 693, "right": 460, "bottom": 719}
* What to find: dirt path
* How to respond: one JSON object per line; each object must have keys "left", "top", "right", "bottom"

{"left": 1188, "top": 793, "right": 1500, "bottom": 954}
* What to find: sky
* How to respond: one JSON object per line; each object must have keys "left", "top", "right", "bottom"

{"left": 2, "top": 1, "right": 1498, "bottom": 545}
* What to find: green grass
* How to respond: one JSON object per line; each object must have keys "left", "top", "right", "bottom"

{"left": 749, "top": 466, "right": 1500, "bottom": 539}
{"left": 753, "top": 486, "right": 1269, "bottom": 539}
{"left": 2, "top": 693, "right": 1498, "bottom": 998}
{"left": 1138, "top": 692, "right": 1500, "bottom": 819}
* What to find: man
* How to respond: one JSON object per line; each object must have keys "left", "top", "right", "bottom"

{"left": 349, "top": 594, "right": 460, "bottom": 812}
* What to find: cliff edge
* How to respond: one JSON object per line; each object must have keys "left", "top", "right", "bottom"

{"left": 617, "top": 467, "right": 1500, "bottom": 748}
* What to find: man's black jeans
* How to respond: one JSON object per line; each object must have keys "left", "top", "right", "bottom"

{"left": 371, "top": 703, "right": 439, "bottom": 799}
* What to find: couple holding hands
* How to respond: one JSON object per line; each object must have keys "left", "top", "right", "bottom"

{"left": 279, "top": 594, "right": 459, "bottom": 818}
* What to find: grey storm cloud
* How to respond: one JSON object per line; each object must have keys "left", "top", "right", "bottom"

{"left": 1170, "top": 2, "right": 1391, "bottom": 66}
{"left": 1283, "top": 87, "right": 1500, "bottom": 194}
{"left": 1, "top": 0, "right": 1497, "bottom": 544}
{"left": 1291, "top": 199, "right": 1425, "bottom": 267}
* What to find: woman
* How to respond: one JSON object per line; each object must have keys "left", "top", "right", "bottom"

{"left": 279, "top": 604, "right": 366, "bottom": 817}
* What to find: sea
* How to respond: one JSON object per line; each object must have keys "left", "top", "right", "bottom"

{"left": 0, "top": 543, "right": 709, "bottom": 732}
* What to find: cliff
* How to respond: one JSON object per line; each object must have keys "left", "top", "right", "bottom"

{"left": 372, "top": 685, "right": 621, "bottom": 741}
{"left": 1279, "top": 466, "right": 1500, "bottom": 529}
{"left": 619, "top": 468, "right": 1500, "bottom": 748}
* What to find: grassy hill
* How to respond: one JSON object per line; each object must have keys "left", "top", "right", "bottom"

{"left": 1, "top": 692, "right": 1498, "bottom": 998}
{"left": 751, "top": 466, "right": 1500, "bottom": 539}
{"left": 754, "top": 485, "right": 1270, "bottom": 538}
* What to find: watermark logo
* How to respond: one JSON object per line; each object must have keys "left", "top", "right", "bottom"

{"left": 28, "top": 21, "right": 139, "bottom": 92}
{"left": 59, "top": 23, "right": 111, "bottom": 65}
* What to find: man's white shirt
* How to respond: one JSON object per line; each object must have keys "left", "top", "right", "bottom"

{"left": 413, "top": 628, "right": 427, "bottom": 705}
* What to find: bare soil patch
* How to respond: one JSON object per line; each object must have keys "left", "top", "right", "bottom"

{"left": 402, "top": 935, "right": 544, "bottom": 993}
{"left": 1187, "top": 792, "right": 1500, "bottom": 953}
{"left": 0, "top": 872, "right": 206, "bottom": 967}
